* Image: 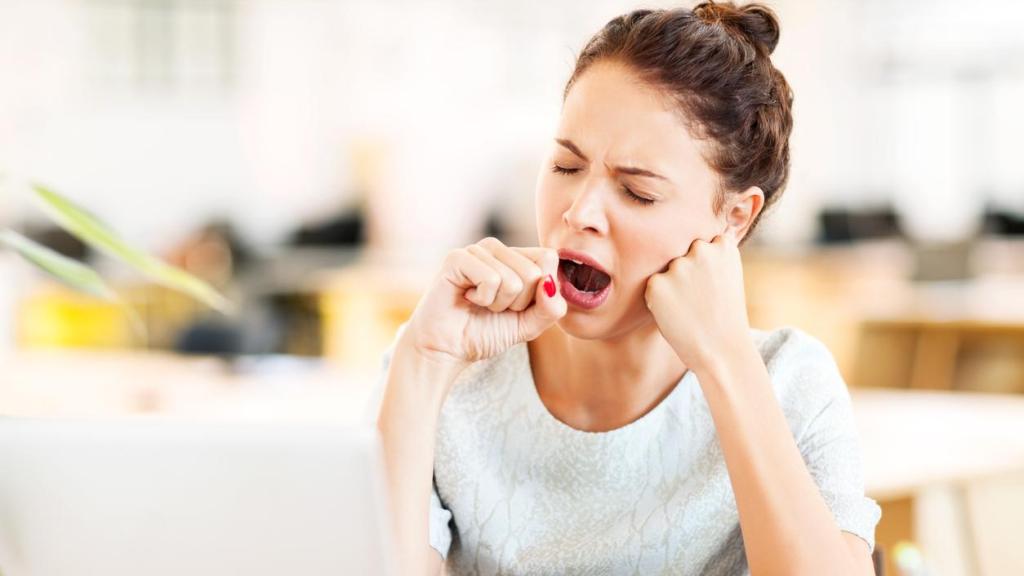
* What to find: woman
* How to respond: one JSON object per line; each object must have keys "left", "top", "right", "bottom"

{"left": 375, "top": 2, "right": 881, "bottom": 574}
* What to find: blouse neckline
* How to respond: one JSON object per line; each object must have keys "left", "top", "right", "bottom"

{"left": 517, "top": 341, "right": 694, "bottom": 441}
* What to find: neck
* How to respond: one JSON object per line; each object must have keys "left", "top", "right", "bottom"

{"left": 529, "top": 319, "right": 688, "bottom": 432}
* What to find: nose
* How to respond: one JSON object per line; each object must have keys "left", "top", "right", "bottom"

{"left": 562, "top": 180, "right": 609, "bottom": 235}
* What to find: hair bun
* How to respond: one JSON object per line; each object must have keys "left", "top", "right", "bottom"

{"left": 693, "top": 1, "right": 781, "bottom": 55}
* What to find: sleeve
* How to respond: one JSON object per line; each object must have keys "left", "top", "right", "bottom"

{"left": 363, "top": 321, "right": 455, "bottom": 561}
{"left": 429, "top": 478, "right": 454, "bottom": 560}
{"left": 778, "top": 328, "right": 883, "bottom": 552}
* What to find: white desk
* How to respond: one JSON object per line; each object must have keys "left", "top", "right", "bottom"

{"left": 853, "top": 389, "right": 1024, "bottom": 499}
{"left": 853, "top": 389, "right": 1024, "bottom": 576}
{"left": 0, "top": 349, "right": 378, "bottom": 423}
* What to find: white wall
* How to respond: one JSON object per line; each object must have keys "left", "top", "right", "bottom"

{"left": 1, "top": 0, "right": 1021, "bottom": 258}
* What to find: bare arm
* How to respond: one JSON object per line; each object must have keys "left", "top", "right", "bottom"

{"left": 373, "top": 238, "right": 563, "bottom": 574}
{"left": 376, "top": 336, "right": 467, "bottom": 576}
{"left": 696, "top": 341, "right": 874, "bottom": 576}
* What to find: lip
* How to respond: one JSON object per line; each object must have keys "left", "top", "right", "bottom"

{"left": 556, "top": 248, "right": 611, "bottom": 277}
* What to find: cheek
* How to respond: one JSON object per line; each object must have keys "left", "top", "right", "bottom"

{"left": 652, "top": 209, "right": 717, "bottom": 262}
{"left": 622, "top": 218, "right": 685, "bottom": 276}
{"left": 535, "top": 174, "right": 569, "bottom": 229}
{"left": 613, "top": 245, "right": 670, "bottom": 301}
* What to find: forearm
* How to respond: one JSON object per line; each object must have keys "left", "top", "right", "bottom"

{"left": 376, "top": 339, "right": 466, "bottom": 575}
{"left": 695, "top": 340, "right": 862, "bottom": 576}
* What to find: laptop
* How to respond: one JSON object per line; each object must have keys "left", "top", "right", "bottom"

{"left": 0, "top": 417, "right": 396, "bottom": 576}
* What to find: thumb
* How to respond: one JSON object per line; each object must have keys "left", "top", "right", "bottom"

{"left": 517, "top": 270, "right": 567, "bottom": 343}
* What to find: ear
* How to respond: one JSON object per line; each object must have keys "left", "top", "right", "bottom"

{"left": 722, "top": 186, "right": 764, "bottom": 242}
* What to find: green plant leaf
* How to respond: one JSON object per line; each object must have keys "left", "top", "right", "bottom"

{"left": 1, "top": 228, "right": 148, "bottom": 340}
{"left": 31, "top": 184, "right": 234, "bottom": 315}
{"left": 0, "top": 229, "right": 116, "bottom": 300}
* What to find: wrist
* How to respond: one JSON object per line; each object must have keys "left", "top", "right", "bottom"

{"left": 396, "top": 328, "right": 470, "bottom": 374}
{"left": 391, "top": 337, "right": 468, "bottom": 410}
{"left": 689, "top": 333, "right": 760, "bottom": 382}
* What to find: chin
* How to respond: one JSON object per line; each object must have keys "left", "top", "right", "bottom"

{"left": 555, "top": 305, "right": 639, "bottom": 342}
{"left": 557, "top": 300, "right": 655, "bottom": 341}
{"left": 553, "top": 313, "right": 609, "bottom": 341}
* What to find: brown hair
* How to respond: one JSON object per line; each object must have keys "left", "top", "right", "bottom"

{"left": 564, "top": 1, "right": 794, "bottom": 241}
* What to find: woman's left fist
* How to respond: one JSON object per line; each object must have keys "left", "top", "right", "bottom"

{"left": 644, "top": 230, "right": 751, "bottom": 373}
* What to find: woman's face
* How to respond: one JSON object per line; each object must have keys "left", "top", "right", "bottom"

{"left": 535, "top": 60, "right": 736, "bottom": 340}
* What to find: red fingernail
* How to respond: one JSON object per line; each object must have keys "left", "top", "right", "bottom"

{"left": 543, "top": 274, "right": 556, "bottom": 297}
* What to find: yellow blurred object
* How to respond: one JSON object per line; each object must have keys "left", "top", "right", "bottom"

{"left": 892, "top": 540, "right": 927, "bottom": 575}
{"left": 318, "top": 262, "right": 427, "bottom": 371}
{"left": 16, "top": 283, "right": 132, "bottom": 348}
{"left": 16, "top": 281, "right": 210, "bottom": 350}
{"left": 117, "top": 282, "right": 209, "bottom": 350}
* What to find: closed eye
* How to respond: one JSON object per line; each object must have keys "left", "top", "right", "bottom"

{"left": 622, "top": 186, "right": 655, "bottom": 205}
{"left": 551, "top": 164, "right": 656, "bottom": 206}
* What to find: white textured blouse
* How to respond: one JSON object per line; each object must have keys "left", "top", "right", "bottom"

{"left": 370, "top": 323, "right": 881, "bottom": 575}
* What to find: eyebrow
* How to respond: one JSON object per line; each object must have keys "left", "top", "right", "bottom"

{"left": 555, "top": 138, "right": 668, "bottom": 181}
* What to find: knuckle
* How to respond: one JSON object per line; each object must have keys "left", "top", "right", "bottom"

{"left": 503, "top": 276, "right": 523, "bottom": 294}
{"left": 644, "top": 285, "right": 658, "bottom": 305}
{"left": 525, "top": 266, "right": 543, "bottom": 283}
{"left": 447, "top": 248, "right": 468, "bottom": 267}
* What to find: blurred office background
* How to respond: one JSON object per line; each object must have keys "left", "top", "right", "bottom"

{"left": 1, "top": 1, "right": 1023, "bottom": 574}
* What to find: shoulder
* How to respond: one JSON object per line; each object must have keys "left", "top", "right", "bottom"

{"left": 750, "top": 325, "right": 845, "bottom": 389}
{"left": 751, "top": 324, "right": 834, "bottom": 370}
{"left": 749, "top": 330, "right": 879, "bottom": 545}
{"left": 747, "top": 325, "right": 853, "bottom": 430}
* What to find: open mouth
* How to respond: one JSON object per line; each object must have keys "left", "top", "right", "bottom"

{"left": 559, "top": 259, "right": 612, "bottom": 293}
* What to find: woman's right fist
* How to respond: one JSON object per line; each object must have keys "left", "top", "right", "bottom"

{"left": 401, "top": 237, "right": 567, "bottom": 369}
